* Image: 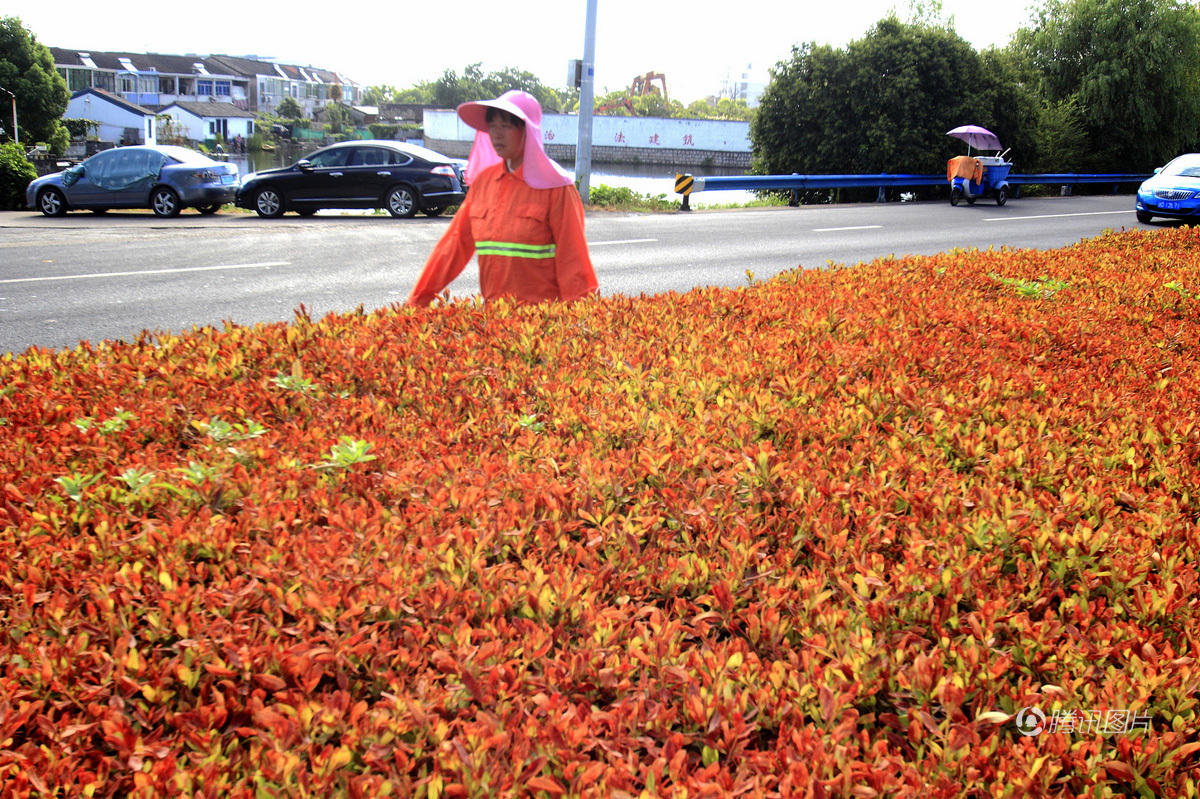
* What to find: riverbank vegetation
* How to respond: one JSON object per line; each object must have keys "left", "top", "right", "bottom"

{"left": 2, "top": 227, "right": 1198, "bottom": 796}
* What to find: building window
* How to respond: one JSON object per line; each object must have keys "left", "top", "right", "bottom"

{"left": 215, "top": 81, "right": 231, "bottom": 97}
{"left": 119, "top": 74, "right": 136, "bottom": 93}
{"left": 65, "top": 68, "right": 92, "bottom": 92}
{"left": 198, "top": 80, "right": 213, "bottom": 96}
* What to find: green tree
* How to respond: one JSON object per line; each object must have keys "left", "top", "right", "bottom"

{"left": 431, "top": 63, "right": 575, "bottom": 113}
{"left": 324, "top": 102, "right": 352, "bottom": 136}
{"left": 752, "top": 16, "right": 1036, "bottom": 180}
{"left": 276, "top": 95, "right": 303, "bottom": 120}
{"left": 1012, "top": 0, "right": 1200, "bottom": 171}
{"left": 394, "top": 84, "right": 434, "bottom": 104}
{"left": 362, "top": 85, "right": 397, "bottom": 105}
{"left": 842, "top": 18, "right": 993, "bottom": 174}
{"left": 751, "top": 42, "right": 849, "bottom": 176}
{"left": 0, "top": 16, "right": 69, "bottom": 152}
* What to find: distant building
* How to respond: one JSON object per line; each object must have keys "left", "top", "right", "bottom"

{"left": 720, "top": 64, "right": 768, "bottom": 108}
{"left": 159, "top": 101, "right": 256, "bottom": 144}
{"left": 65, "top": 88, "right": 157, "bottom": 146}
{"left": 48, "top": 47, "right": 361, "bottom": 121}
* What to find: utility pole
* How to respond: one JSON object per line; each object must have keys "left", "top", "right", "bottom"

{"left": 0, "top": 86, "right": 16, "bottom": 145}
{"left": 575, "top": 0, "right": 597, "bottom": 203}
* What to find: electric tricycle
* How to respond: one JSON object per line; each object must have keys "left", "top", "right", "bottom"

{"left": 946, "top": 125, "right": 1012, "bottom": 207}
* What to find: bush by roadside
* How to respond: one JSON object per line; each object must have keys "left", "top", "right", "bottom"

{"left": 0, "top": 141, "right": 36, "bottom": 210}
{"left": 1, "top": 228, "right": 1198, "bottom": 796}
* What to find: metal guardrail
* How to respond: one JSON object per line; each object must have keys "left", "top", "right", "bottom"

{"left": 675, "top": 171, "right": 1151, "bottom": 209}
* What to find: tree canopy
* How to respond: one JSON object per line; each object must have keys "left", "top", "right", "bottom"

{"left": 0, "top": 16, "right": 69, "bottom": 152}
{"left": 752, "top": 16, "right": 1039, "bottom": 178}
{"left": 1012, "top": 0, "right": 1200, "bottom": 171}
{"left": 367, "top": 64, "right": 577, "bottom": 114}
{"left": 366, "top": 65, "right": 751, "bottom": 121}
{"left": 752, "top": 0, "right": 1200, "bottom": 177}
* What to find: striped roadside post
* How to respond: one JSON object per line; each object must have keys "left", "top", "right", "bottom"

{"left": 675, "top": 173, "right": 694, "bottom": 212}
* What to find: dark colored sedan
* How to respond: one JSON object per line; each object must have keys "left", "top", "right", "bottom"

{"left": 236, "top": 140, "right": 468, "bottom": 218}
{"left": 26, "top": 145, "right": 239, "bottom": 217}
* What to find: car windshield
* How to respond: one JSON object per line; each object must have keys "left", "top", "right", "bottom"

{"left": 1163, "top": 156, "right": 1200, "bottom": 178}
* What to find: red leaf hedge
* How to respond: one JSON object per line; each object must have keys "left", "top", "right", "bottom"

{"left": 1, "top": 227, "right": 1198, "bottom": 797}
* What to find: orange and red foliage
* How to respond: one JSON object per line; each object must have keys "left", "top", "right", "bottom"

{"left": 1, "top": 228, "right": 1198, "bottom": 797}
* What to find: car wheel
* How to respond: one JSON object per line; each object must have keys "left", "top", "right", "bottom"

{"left": 1136, "top": 211, "right": 1153, "bottom": 224}
{"left": 950, "top": 187, "right": 962, "bottom": 207}
{"left": 422, "top": 205, "right": 446, "bottom": 217}
{"left": 198, "top": 203, "right": 221, "bottom": 215}
{"left": 966, "top": 194, "right": 977, "bottom": 206}
{"left": 151, "top": 187, "right": 181, "bottom": 217}
{"left": 254, "top": 187, "right": 285, "bottom": 218}
{"left": 91, "top": 208, "right": 109, "bottom": 215}
{"left": 38, "top": 187, "right": 67, "bottom": 217}
{"left": 995, "top": 187, "right": 1007, "bottom": 207}
{"left": 385, "top": 185, "right": 419, "bottom": 218}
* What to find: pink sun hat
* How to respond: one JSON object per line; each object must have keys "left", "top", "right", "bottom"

{"left": 457, "top": 90, "right": 574, "bottom": 190}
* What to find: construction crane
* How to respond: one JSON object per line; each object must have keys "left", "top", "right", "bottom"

{"left": 630, "top": 71, "right": 668, "bottom": 101}
{"left": 596, "top": 72, "right": 669, "bottom": 115}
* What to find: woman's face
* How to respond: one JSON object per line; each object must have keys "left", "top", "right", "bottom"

{"left": 487, "top": 113, "right": 525, "bottom": 164}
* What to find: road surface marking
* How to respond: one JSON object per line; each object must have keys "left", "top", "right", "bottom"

{"left": 983, "top": 210, "right": 1131, "bottom": 222}
{"left": 591, "top": 238, "right": 658, "bottom": 246}
{"left": 0, "top": 261, "right": 292, "bottom": 285}
{"left": 813, "top": 225, "right": 883, "bottom": 232}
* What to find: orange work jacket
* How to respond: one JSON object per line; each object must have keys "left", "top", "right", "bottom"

{"left": 407, "top": 162, "right": 598, "bottom": 307}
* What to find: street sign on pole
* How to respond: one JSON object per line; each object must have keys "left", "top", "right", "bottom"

{"left": 575, "top": 0, "right": 597, "bottom": 203}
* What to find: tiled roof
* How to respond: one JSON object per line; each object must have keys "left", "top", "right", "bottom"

{"left": 51, "top": 47, "right": 358, "bottom": 86}
{"left": 164, "top": 101, "right": 255, "bottom": 119}
{"left": 51, "top": 48, "right": 237, "bottom": 78}
{"left": 70, "top": 88, "right": 155, "bottom": 116}
{"left": 205, "top": 54, "right": 283, "bottom": 78}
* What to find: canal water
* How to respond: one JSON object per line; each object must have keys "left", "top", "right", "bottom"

{"left": 225, "top": 145, "right": 754, "bottom": 207}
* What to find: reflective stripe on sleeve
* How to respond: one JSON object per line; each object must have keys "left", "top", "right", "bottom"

{"left": 475, "top": 241, "right": 557, "bottom": 259}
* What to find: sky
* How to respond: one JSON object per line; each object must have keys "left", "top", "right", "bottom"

{"left": 7, "top": 0, "right": 1039, "bottom": 103}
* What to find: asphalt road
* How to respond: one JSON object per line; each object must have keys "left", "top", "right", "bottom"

{"left": 0, "top": 193, "right": 1156, "bottom": 354}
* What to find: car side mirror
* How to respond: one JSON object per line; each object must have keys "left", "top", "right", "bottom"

{"left": 297, "top": 159, "right": 313, "bottom": 172}
{"left": 62, "top": 164, "right": 85, "bottom": 186}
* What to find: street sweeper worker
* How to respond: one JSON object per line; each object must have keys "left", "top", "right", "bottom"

{"left": 407, "top": 90, "right": 599, "bottom": 307}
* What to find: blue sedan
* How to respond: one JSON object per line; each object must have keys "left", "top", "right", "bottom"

{"left": 1136, "top": 153, "right": 1200, "bottom": 223}
{"left": 26, "top": 145, "right": 239, "bottom": 217}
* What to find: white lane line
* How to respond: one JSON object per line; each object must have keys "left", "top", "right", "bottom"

{"left": 813, "top": 225, "right": 883, "bottom": 232}
{"left": 983, "top": 210, "right": 1131, "bottom": 222}
{"left": 0, "top": 261, "right": 292, "bottom": 285}
{"left": 591, "top": 238, "right": 658, "bottom": 246}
